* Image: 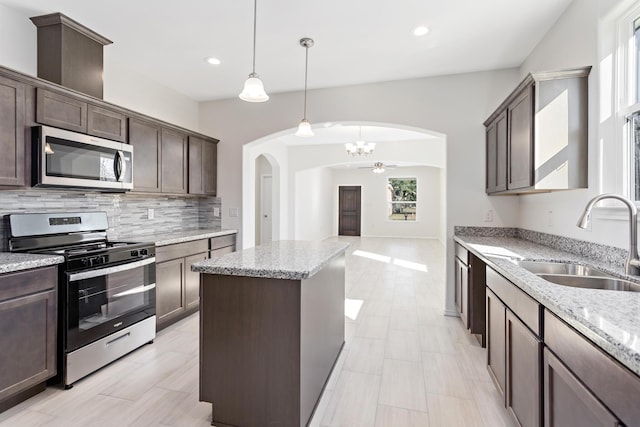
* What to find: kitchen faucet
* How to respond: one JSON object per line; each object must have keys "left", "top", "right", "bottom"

{"left": 577, "top": 193, "right": 640, "bottom": 275}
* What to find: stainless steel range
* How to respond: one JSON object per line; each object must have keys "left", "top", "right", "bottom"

{"left": 7, "top": 212, "right": 156, "bottom": 388}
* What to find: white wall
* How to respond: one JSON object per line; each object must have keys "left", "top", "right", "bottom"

{"left": 517, "top": 0, "right": 631, "bottom": 249}
{"left": 332, "top": 166, "right": 441, "bottom": 239}
{"left": 199, "top": 69, "right": 522, "bottom": 315}
{"left": 295, "top": 167, "right": 334, "bottom": 241}
{"left": 0, "top": 5, "right": 200, "bottom": 132}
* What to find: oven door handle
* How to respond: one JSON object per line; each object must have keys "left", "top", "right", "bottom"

{"left": 68, "top": 257, "right": 156, "bottom": 281}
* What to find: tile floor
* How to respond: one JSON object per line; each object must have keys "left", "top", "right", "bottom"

{"left": 0, "top": 237, "right": 514, "bottom": 426}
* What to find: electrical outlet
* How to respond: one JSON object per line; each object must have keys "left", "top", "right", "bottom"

{"left": 147, "top": 208, "right": 154, "bottom": 220}
{"left": 484, "top": 210, "right": 494, "bottom": 222}
{"left": 213, "top": 207, "right": 220, "bottom": 217}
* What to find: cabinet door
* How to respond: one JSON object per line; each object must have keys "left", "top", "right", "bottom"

{"left": 129, "top": 118, "right": 161, "bottom": 193}
{"left": 486, "top": 111, "right": 507, "bottom": 194}
{"left": 161, "top": 128, "right": 188, "bottom": 194}
{"left": 202, "top": 138, "right": 217, "bottom": 195}
{"left": 506, "top": 309, "right": 542, "bottom": 427}
{"left": 544, "top": 348, "right": 620, "bottom": 427}
{"left": 455, "top": 257, "right": 469, "bottom": 329}
{"left": 0, "top": 75, "right": 25, "bottom": 186}
{"left": 87, "top": 105, "right": 127, "bottom": 142}
{"left": 185, "top": 252, "right": 208, "bottom": 311}
{"left": 487, "top": 289, "right": 506, "bottom": 399}
{"left": 36, "top": 88, "right": 87, "bottom": 133}
{"left": 0, "top": 289, "right": 56, "bottom": 401}
{"left": 507, "top": 85, "right": 534, "bottom": 190}
{"left": 188, "top": 136, "right": 203, "bottom": 195}
{"left": 156, "top": 259, "right": 185, "bottom": 327}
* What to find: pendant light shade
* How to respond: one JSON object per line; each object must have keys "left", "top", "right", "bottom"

{"left": 295, "top": 38, "right": 314, "bottom": 137}
{"left": 240, "top": 73, "right": 268, "bottom": 102}
{"left": 296, "top": 119, "right": 314, "bottom": 137}
{"left": 239, "top": 0, "right": 268, "bottom": 102}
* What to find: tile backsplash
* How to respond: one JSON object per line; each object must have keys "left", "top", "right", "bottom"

{"left": 0, "top": 189, "right": 222, "bottom": 249}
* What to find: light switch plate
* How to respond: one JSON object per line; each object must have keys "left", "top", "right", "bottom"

{"left": 229, "top": 207, "right": 239, "bottom": 217}
{"left": 213, "top": 207, "right": 220, "bottom": 217}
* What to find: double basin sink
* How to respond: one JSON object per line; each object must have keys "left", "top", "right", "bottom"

{"left": 513, "top": 260, "right": 640, "bottom": 292}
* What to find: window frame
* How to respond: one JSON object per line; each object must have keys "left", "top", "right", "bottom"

{"left": 386, "top": 176, "right": 418, "bottom": 222}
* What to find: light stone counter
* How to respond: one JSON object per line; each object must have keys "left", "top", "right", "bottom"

{"left": 0, "top": 252, "right": 65, "bottom": 274}
{"left": 454, "top": 235, "right": 640, "bottom": 376}
{"left": 191, "top": 240, "right": 350, "bottom": 280}
{"left": 134, "top": 228, "right": 237, "bottom": 247}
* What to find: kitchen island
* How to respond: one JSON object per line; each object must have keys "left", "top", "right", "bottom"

{"left": 191, "top": 240, "right": 349, "bottom": 427}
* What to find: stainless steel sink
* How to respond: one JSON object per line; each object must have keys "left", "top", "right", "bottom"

{"left": 513, "top": 260, "right": 609, "bottom": 277}
{"left": 538, "top": 274, "right": 640, "bottom": 292}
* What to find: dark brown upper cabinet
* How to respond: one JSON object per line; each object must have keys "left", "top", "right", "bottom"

{"left": 87, "top": 105, "right": 127, "bottom": 142}
{"left": 161, "top": 128, "right": 188, "bottom": 194}
{"left": 188, "top": 136, "right": 217, "bottom": 196}
{"left": 486, "top": 110, "right": 507, "bottom": 193}
{"left": 129, "top": 118, "right": 162, "bottom": 193}
{"left": 484, "top": 67, "right": 590, "bottom": 195}
{"left": 36, "top": 88, "right": 87, "bottom": 133}
{"left": 0, "top": 75, "right": 25, "bottom": 187}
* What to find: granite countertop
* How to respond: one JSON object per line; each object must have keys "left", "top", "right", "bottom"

{"left": 454, "top": 235, "right": 640, "bottom": 376}
{"left": 191, "top": 240, "right": 350, "bottom": 280}
{"left": 133, "top": 228, "right": 237, "bottom": 246}
{"left": 0, "top": 252, "right": 65, "bottom": 274}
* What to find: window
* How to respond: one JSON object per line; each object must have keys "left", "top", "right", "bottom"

{"left": 387, "top": 177, "right": 417, "bottom": 221}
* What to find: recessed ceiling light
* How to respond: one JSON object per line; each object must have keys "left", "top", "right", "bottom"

{"left": 205, "top": 57, "right": 221, "bottom": 65}
{"left": 413, "top": 26, "right": 429, "bottom": 37}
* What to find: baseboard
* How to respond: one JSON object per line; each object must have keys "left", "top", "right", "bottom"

{"left": 444, "top": 309, "right": 460, "bottom": 317}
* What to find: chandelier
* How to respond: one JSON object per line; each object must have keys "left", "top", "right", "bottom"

{"left": 345, "top": 126, "right": 375, "bottom": 156}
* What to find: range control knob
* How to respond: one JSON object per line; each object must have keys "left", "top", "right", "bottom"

{"left": 140, "top": 248, "right": 148, "bottom": 256}
{"left": 130, "top": 250, "right": 139, "bottom": 257}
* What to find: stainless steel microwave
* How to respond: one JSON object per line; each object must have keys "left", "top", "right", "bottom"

{"left": 34, "top": 125, "right": 133, "bottom": 191}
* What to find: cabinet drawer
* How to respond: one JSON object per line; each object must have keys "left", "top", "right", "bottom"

{"left": 486, "top": 268, "right": 541, "bottom": 336}
{"left": 211, "top": 234, "right": 236, "bottom": 250}
{"left": 0, "top": 267, "right": 57, "bottom": 302}
{"left": 210, "top": 245, "right": 234, "bottom": 259}
{"left": 156, "top": 239, "right": 208, "bottom": 263}
{"left": 455, "top": 243, "right": 468, "bottom": 264}
{"left": 36, "top": 88, "right": 87, "bottom": 133}
{"left": 544, "top": 310, "right": 640, "bottom": 426}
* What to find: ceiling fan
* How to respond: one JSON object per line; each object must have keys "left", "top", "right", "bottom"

{"left": 358, "top": 162, "right": 397, "bottom": 173}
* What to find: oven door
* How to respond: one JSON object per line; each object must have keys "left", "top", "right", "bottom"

{"left": 65, "top": 257, "right": 156, "bottom": 351}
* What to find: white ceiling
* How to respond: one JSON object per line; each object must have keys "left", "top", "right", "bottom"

{"left": 0, "top": 0, "right": 573, "bottom": 102}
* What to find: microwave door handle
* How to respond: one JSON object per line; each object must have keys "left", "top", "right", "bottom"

{"left": 118, "top": 150, "right": 126, "bottom": 182}
{"left": 68, "top": 257, "right": 156, "bottom": 281}
{"left": 114, "top": 151, "right": 125, "bottom": 182}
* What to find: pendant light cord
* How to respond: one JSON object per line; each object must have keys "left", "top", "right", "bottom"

{"left": 251, "top": 0, "right": 257, "bottom": 74}
{"left": 303, "top": 45, "right": 309, "bottom": 119}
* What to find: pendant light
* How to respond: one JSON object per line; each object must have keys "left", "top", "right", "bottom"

{"left": 239, "top": 0, "right": 269, "bottom": 102}
{"left": 295, "top": 38, "right": 314, "bottom": 137}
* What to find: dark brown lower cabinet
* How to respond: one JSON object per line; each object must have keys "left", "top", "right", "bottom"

{"left": 155, "top": 234, "right": 236, "bottom": 331}
{"left": 543, "top": 348, "right": 620, "bottom": 427}
{"left": 506, "top": 310, "right": 542, "bottom": 427}
{"left": 455, "top": 256, "right": 468, "bottom": 327}
{"left": 156, "top": 258, "right": 185, "bottom": 326}
{"left": 487, "top": 289, "right": 506, "bottom": 397}
{"left": 184, "top": 253, "right": 207, "bottom": 311}
{"left": 0, "top": 267, "right": 57, "bottom": 410}
{"left": 486, "top": 268, "right": 542, "bottom": 427}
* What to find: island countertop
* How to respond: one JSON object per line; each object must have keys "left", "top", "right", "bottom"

{"left": 191, "top": 240, "right": 350, "bottom": 280}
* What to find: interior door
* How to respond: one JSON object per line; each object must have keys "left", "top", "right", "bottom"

{"left": 338, "top": 186, "right": 361, "bottom": 236}
{"left": 260, "top": 175, "right": 273, "bottom": 244}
